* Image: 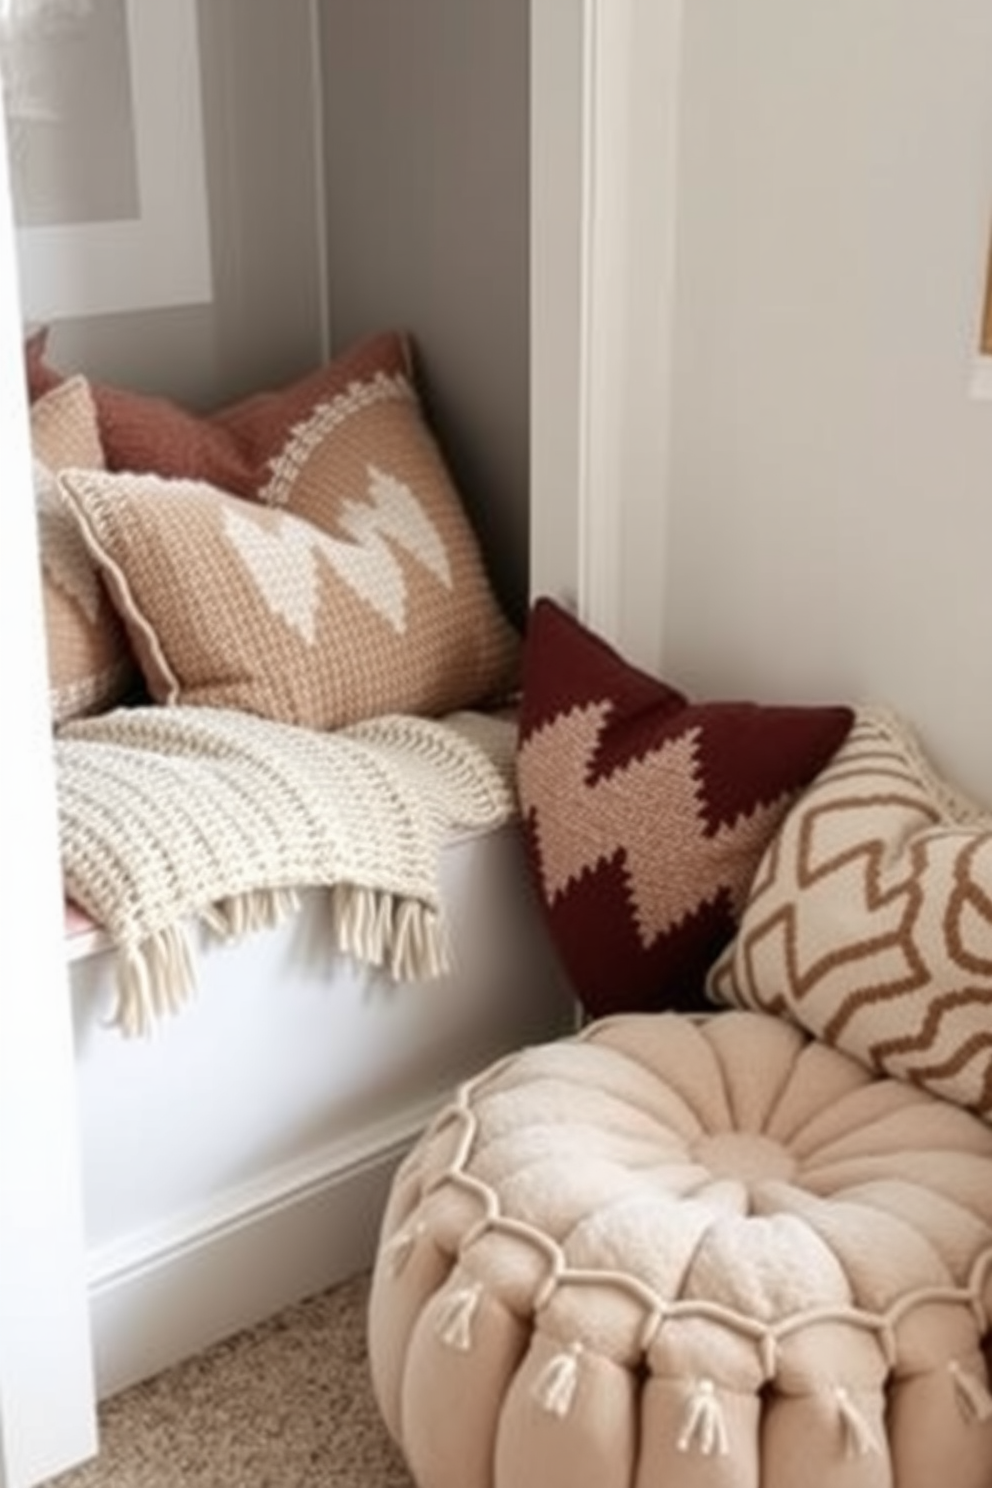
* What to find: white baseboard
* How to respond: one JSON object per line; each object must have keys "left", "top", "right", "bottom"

{"left": 87, "top": 1096, "right": 440, "bottom": 1399}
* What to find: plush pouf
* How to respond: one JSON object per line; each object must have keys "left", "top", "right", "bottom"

{"left": 368, "top": 1010, "right": 992, "bottom": 1488}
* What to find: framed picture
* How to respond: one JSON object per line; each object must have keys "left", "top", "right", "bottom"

{"left": 3, "top": 0, "right": 212, "bottom": 321}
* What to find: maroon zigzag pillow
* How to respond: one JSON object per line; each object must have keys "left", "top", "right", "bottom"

{"left": 516, "top": 598, "right": 855, "bottom": 1020}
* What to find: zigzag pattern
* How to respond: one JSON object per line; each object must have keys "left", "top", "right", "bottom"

{"left": 518, "top": 701, "right": 785, "bottom": 945}
{"left": 708, "top": 709, "right": 992, "bottom": 1120}
{"left": 225, "top": 462, "right": 451, "bottom": 641}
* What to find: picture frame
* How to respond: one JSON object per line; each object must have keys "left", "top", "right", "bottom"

{"left": 7, "top": 0, "right": 212, "bottom": 321}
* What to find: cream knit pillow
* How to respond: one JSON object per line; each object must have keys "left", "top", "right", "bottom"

{"left": 708, "top": 708, "right": 992, "bottom": 1120}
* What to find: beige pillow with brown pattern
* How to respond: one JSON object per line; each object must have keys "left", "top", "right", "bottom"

{"left": 55, "top": 371, "right": 519, "bottom": 729}
{"left": 707, "top": 707, "right": 992, "bottom": 1121}
{"left": 31, "top": 376, "right": 136, "bottom": 725}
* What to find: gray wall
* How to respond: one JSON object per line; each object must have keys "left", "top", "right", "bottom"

{"left": 33, "top": 0, "right": 326, "bottom": 408}
{"left": 318, "top": 0, "right": 531, "bottom": 623}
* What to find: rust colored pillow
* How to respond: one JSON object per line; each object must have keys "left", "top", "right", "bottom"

{"left": 516, "top": 599, "right": 854, "bottom": 1019}
{"left": 30, "top": 376, "right": 136, "bottom": 724}
{"left": 25, "top": 325, "right": 63, "bottom": 402}
{"left": 25, "top": 327, "right": 437, "bottom": 501}
{"left": 55, "top": 365, "right": 519, "bottom": 730}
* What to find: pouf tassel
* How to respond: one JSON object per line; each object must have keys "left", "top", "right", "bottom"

{"left": 383, "top": 1223, "right": 424, "bottom": 1277}
{"left": 677, "top": 1379, "right": 729, "bottom": 1457}
{"left": 532, "top": 1343, "right": 583, "bottom": 1418}
{"left": 949, "top": 1360, "right": 992, "bottom": 1423}
{"left": 435, "top": 1283, "right": 481, "bottom": 1352}
{"left": 834, "top": 1386, "right": 879, "bottom": 1457}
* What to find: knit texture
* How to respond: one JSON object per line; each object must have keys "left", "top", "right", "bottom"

{"left": 55, "top": 373, "right": 520, "bottom": 730}
{"left": 30, "top": 375, "right": 136, "bottom": 724}
{"left": 516, "top": 599, "right": 854, "bottom": 1019}
{"left": 57, "top": 706, "right": 517, "bottom": 1036}
{"left": 41, "top": 330, "right": 520, "bottom": 731}
{"left": 370, "top": 1009, "right": 992, "bottom": 1488}
{"left": 708, "top": 707, "right": 992, "bottom": 1121}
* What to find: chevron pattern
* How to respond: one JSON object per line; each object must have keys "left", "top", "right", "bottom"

{"left": 708, "top": 709, "right": 992, "bottom": 1120}
{"left": 516, "top": 599, "right": 853, "bottom": 1020}
{"left": 519, "top": 701, "right": 787, "bottom": 945}
{"left": 54, "top": 360, "right": 519, "bottom": 732}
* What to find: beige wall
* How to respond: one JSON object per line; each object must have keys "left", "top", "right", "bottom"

{"left": 664, "top": 0, "right": 992, "bottom": 802}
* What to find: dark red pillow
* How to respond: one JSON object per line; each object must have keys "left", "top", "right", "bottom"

{"left": 516, "top": 598, "right": 854, "bottom": 1020}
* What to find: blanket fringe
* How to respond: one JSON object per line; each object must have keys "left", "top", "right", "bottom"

{"left": 112, "top": 886, "right": 447, "bottom": 1038}
{"left": 113, "top": 927, "right": 198, "bottom": 1039}
{"left": 203, "top": 887, "right": 302, "bottom": 941}
{"left": 330, "top": 884, "right": 449, "bottom": 981}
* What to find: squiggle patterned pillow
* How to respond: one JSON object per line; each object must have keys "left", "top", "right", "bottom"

{"left": 708, "top": 708, "right": 992, "bottom": 1121}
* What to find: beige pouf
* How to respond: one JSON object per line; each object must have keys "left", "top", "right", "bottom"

{"left": 368, "top": 1011, "right": 992, "bottom": 1488}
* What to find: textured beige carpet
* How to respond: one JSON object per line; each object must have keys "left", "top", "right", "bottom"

{"left": 47, "top": 1273, "right": 416, "bottom": 1488}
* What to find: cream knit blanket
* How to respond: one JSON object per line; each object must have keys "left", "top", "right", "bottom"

{"left": 56, "top": 706, "right": 518, "bottom": 1036}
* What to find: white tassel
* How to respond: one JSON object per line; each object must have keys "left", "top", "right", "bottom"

{"left": 677, "top": 1379, "right": 729, "bottom": 1457}
{"left": 382, "top": 1223, "right": 423, "bottom": 1277}
{"left": 532, "top": 1343, "right": 582, "bottom": 1419}
{"left": 834, "top": 1386, "right": 879, "bottom": 1457}
{"left": 949, "top": 1360, "right": 992, "bottom": 1424}
{"left": 434, "top": 1283, "right": 481, "bottom": 1352}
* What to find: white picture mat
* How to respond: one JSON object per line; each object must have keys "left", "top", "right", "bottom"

{"left": 14, "top": 0, "right": 212, "bottom": 321}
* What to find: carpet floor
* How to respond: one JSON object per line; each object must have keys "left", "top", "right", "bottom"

{"left": 46, "top": 1273, "right": 416, "bottom": 1488}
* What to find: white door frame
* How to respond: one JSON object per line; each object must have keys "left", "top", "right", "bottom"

{"left": 530, "top": 0, "right": 685, "bottom": 673}
{"left": 0, "top": 106, "right": 98, "bottom": 1487}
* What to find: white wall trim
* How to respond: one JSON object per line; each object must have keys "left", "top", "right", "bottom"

{"left": 530, "top": 0, "right": 685, "bottom": 670}
{"left": 87, "top": 1097, "right": 439, "bottom": 1399}
{"left": 0, "top": 109, "right": 97, "bottom": 1486}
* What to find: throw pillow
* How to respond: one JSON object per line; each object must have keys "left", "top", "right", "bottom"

{"left": 707, "top": 707, "right": 992, "bottom": 1121}
{"left": 55, "top": 422, "right": 519, "bottom": 729}
{"left": 25, "top": 325, "right": 63, "bottom": 402}
{"left": 24, "top": 327, "right": 449, "bottom": 501}
{"left": 516, "top": 598, "right": 854, "bottom": 1020}
{"left": 30, "top": 376, "right": 136, "bottom": 725}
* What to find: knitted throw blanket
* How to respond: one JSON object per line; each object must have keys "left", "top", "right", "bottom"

{"left": 56, "top": 706, "right": 518, "bottom": 1036}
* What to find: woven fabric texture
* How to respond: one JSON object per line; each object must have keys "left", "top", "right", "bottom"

{"left": 516, "top": 599, "right": 854, "bottom": 1019}
{"left": 55, "top": 362, "right": 519, "bottom": 731}
{"left": 30, "top": 376, "right": 135, "bottom": 724}
{"left": 708, "top": 707, "right": 992, "bottom": 1121}
{"left": 57, "top": 706, "right": 517, "bottom": 1036}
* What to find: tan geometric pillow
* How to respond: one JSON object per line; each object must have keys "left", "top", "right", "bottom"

{"left": 30, "top": 377, "right": 136, "bottom": 725}
{"left": 55, "top": 373, "right": 519, "bottom": 728}
{"left": 707, "top": 708, "right": 992, "bottom": 1121}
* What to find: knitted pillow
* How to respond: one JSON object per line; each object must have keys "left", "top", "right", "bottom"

{"left": 55, "top": 429, "right": 519, "bottom": 730}
{"left": 708, "top": 707, "right": 992, "bottom": 1121}
{"left": 25, "top": 325, "right": 63, "bottom": 402}
{"left": 30, "top": 376, "right": 136, "bottom": 724}
{"left": 24, "top": 327, "right": 444, "bottom": 502}
{"left": 516, "top": 599, "right": 854, "bottom": 1019}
